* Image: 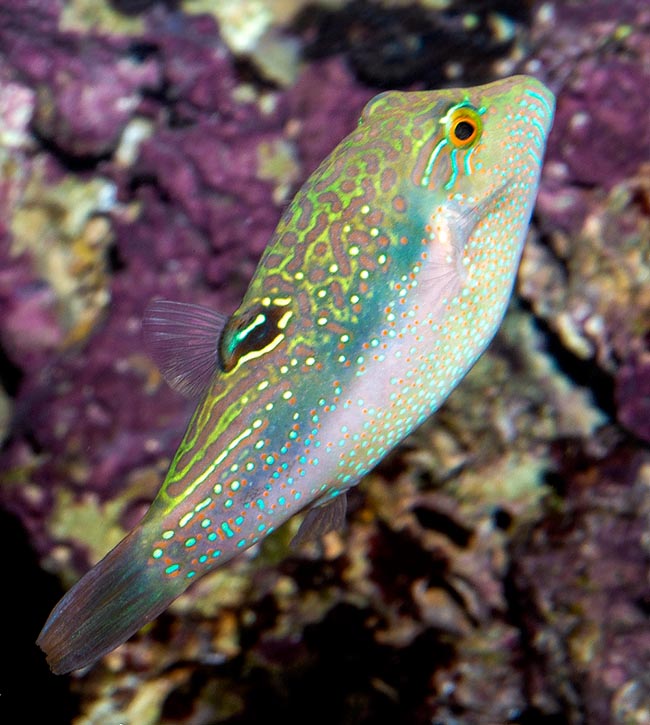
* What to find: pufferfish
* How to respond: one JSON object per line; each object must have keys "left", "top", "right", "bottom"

{"left": 38, "top": 75, "right": 555, "bottom": 674}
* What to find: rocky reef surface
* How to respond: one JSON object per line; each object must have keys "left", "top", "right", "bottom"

{"left": 1, "top": 1, "right": 649, "bottom": 723}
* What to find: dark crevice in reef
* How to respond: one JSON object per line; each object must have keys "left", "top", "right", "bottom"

{"left": 0, "top": 343, "right": 24, "bottom": 398}
{"left": 29, "top": 127, "right": 114, "bottom": 174}
{"left": 160, "top": 602, "right": 454, "bottom": 724}
{"left": 521, "top": 301, "right": 617, "bottom": 422}
{"left": 110, "top": 0, "right": 180, "bottom": 16}
{"left": 0, "top": 508, "right": 79, "bottom": 723}
{"left": 107, "top": 240, "right": 128, "bottom": 273}
{"left": 502, "top": 560, "right": 584, "bottom": 725}
{"left": 412, "top": 505, "right": 473, "bottom": 548}
{"left": 292, "top": 0, "right": 530, "bottom": 89}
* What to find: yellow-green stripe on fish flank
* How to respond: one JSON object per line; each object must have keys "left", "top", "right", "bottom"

{"left": 38, "top": 75, "right": 555, "bottom": 675}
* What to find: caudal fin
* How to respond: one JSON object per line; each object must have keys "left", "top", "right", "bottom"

{"left": 37, "top": 527, "right": 183, "bottom": 674}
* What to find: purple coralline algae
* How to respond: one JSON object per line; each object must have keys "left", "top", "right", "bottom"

{"left": 522, "top": 1, "right": 650, "bottom": 442}
{"left": 512, "top": 442, "right": 650, "bottom": 724}
{"left": 2, "top": 0, "right": 650, "bottom": 723}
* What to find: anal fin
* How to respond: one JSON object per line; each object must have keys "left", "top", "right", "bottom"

{"left": 290, "top": 493, "right": 348, "bottom": 549}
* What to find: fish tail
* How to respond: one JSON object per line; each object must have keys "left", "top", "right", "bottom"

{"left": 37, "top": 526, "right": 182, "bottom": 675}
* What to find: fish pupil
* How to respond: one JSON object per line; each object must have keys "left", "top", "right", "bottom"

{"left": 454, "top": 120, "right": 475, "bottom": 141}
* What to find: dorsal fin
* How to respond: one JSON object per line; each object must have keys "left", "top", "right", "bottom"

{"left": 142, "top": 299, "right": 228, "bottom": 398}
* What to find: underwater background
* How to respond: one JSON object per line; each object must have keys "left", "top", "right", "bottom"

{"left": 1, "top": 1, "right": 649, "bottom": 723}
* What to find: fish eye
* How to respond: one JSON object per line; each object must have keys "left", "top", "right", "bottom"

{"left": 442, "top": 102, "right": 483, "bottom": 149}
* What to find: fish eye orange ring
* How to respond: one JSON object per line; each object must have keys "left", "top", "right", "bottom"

{"left": 441, "top": 101, "right": 485, "bottom": 149}
{"left": 450, "top": 115, "right": 479, "bottom": 146}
